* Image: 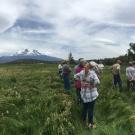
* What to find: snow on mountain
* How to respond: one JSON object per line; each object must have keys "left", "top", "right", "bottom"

{"left": 0, "top": 49, "right": 62, "bottom": 63}
{"left": 14, "top": 49, "right": 42, "bottom": 56}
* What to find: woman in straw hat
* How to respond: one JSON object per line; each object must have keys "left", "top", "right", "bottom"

{"left": 74, "top": 62, "right": 100, "bottom": 128}
{"left": 74, "top": 58, "right": 86, "bottom": 104}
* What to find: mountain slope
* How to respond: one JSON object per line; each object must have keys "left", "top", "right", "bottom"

{"left": 0, "top": 49, "right": 62, "bottom": 63}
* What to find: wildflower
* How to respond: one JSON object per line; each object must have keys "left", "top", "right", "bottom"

{"left": 6, "top": 110, "right": 9, "bottom": 114}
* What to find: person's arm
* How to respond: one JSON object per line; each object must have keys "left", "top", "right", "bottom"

{"left": 117, "top": 65, "right": 121, "bottom": 74}
{"left": 126, "top": 68, "right": 132, "bottom": 80}
{"left": 74, "top": 71, "right": 82, "bottom": 80}
{"left": 74, "top": 65, "right": 78, "bottom": 75}
{"left": 94, "top": 72, "right": 100, "bottom": 86}
{"left": 111, "top": 65, "right": 114, "bottom": 74}
{"left": 89, "top": 72, "right": 100, "bottom": 89}
{"left": 93, "top": 73, "right": 100, "bottom": 87}
{"left": 126, "top": 68, "right": 129, "bottom": 78}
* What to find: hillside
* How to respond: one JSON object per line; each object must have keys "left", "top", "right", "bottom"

{"left": 0, "top": 49, "right": 62, "bottom": 64}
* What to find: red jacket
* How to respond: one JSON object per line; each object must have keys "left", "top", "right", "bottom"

{"left": 75, "top": 66, "right": 84, "bottom": 89}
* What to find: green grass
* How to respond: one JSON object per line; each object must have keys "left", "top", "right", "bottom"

{"left": 0, "top": 64, "right": 135, "bottom": 135}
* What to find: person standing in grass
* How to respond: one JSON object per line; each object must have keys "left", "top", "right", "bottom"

{"left": 111, "top": 60, "right": 122, "bottom": 89}
{"left": 74, "top": 62, "right": 100, "bottom": 129}
{"left": 126, "top": 62, "right": 135, "bottom": 90}
{"left": 62, "top": 60, "right": 71, "bottom": 91}
{"left": 74, "top": 58, "right": 86, "bottom": 104}
{"left": 58, "top": 62, "right": 63, "bottom": 79}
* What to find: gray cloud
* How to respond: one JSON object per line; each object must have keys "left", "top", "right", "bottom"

{"left": 0, "top": 0, "right": 135, "bottom": 59}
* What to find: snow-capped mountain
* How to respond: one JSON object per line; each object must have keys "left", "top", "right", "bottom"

{"left": 0, "top": 49, "right": 62, "bottom": 63}
{"left": 14, "top": 49, "right": 42, "bottom": 56}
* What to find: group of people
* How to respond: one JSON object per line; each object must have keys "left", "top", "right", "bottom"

{"left": 74, "top": 59, "right": 100, "bottom": 129}
{"left": 58, "top": 59, "right": 102, "bottom": 129}
{"left": 111, "top": 60, "right": 135, "bottom": 90}
{"left": 57, "top": 59, "right": 135, "bottom": 129}
{"left": 126, "top": 61, "right": 135, "bottom": 90}
{"left": 58, "top": 60, "right": 72, "bottom": 90}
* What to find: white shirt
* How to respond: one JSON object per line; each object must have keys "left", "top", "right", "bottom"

{"left": 126, "top": 66, "right": 135, "bottom": 81}
{"left": 58, "top": 64, "right": 62, "bottom": 70}
{"left": 74, "top": 70, "right": 100, "bottom": 103}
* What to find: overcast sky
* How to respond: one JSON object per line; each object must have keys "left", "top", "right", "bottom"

{"left": 0, "top": 0, "right": 135, "bottom": 59}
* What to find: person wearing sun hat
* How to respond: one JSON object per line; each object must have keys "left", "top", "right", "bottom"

{"left": 126, "top": 61, "right": 135, "bottom": 90}
{"left": 74, "top": 58, "right": 86, "bottom": 104}
{"left": 74, "top": 62, "right": 100, "bottom": 128}
{"left": 111, "top": 60, "right": 122, "bottom": 89}
{"left": 89, "top": 61, "right": 101, "bottom": 78}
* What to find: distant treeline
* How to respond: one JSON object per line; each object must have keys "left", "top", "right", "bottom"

{"left": 90, "top": 55, "right": 128, "bottom": 65}
{"left": 6, "top": 59, "right": 61, "bottom": 64}
{"left": 69, "top": 43, "right": 135, "bottom": 66}
{"left": 89, "top": 43, "right": 135, "bottom": 65}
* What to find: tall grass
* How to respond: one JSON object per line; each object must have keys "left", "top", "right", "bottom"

{"left": 0, "top": 64, "right": 135, "bottom": 135}
{"left": 74, "top": 66, "right": 135, "bottom": 135}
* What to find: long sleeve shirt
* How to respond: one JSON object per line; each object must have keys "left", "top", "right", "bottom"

{"left": 74, "top": 70, "right": 100, "bottom": 103}
{"left": 112, "top": 64, "right": 121, "bottom": 75}
{"left": 74, "top": 65, "right": 84, "bottom": 89}
{"left": 126, "top": 66, "right": 135, "bottom": 81}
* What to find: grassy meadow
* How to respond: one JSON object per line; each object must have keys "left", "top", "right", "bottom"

{"left": 0, "top": 63, "right": 135, "bottom": 135}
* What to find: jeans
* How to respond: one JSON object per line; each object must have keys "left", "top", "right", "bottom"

{"left": 58, "top": 70, "right": 62, "bottom": 79}
{"left": 82, "top": 100, "right": 96, "bottom": 124}
{"left": 63, "top": 74, "right": 71, "bottom": 91}
{"left": 113, "top": 74, "right": 122, "bottom": 89}
{"left": 127, "top": 80, "right": 135, "bottom": 90}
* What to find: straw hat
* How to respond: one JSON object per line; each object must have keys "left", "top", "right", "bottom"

{"left": 89, "top": 61, "right": 98, "bottom": 67}
{"left": 84, "top": 62, "right": 90, "bottom": 68}
{"left": 117, "top": 60, "right": 122, "bottom": 64}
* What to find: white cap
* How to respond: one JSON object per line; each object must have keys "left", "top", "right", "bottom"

{"left": 89, "top": 61, "right": 98, "bottom": 67}
{"left": 80, "top": 58, "right": 85, "bottom": 62}
{"left": 79, "top": 59, "right": 87, "bottom": 64}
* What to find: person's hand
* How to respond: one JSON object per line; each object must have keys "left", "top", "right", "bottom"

{"left": 75, "top": 76, "right": 80, "bottom": 80}
{"left": 89, "top": 84, "right": 95, "bottom": 89}
{"left": 82, "top": 78, "right": 86, "bottom": 82}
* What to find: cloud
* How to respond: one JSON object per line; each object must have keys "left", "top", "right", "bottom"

{"left": 0, "top": 0, "right": 135, "bottom": 59}
{"left": 0, "top": 0, "right": 27, "bottom": 32}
